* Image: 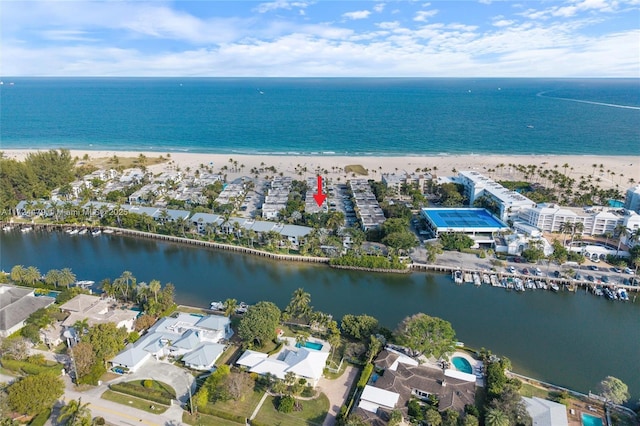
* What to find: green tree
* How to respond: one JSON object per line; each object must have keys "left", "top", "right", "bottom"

{"left": 57, "top": 398, "right": 92, "bottom": 426}
{"left": 340, "top": 314, "right": 379, "bottom": 341}
{"left": 439, "top": 232, "right": 475, "bottom": 251}
{"left": 394, "top": 313, "right": 456, "bottom": 359}
{"left": 10, "top": 265, "right": 26, "bottom": 284}
{"left": 148, "top": 280, "right": 161, "bottom": 303}
{"left": 485, "top": 408, "right": 509, "bottom": 426}
{"left": 81, "top": 323, "right": 128, "bottom": 364}
{"left": 285, "top": 288, "right": 312, "bottom": 320}
{"left": 598, "top": 376, "right": 630, "bottom": 405}
{"left": 7, "top": 373, "right": 64, "bottom": 415}
{"left": 425, "top": 408, "right": 442, "bottom": 426}
{"left": 58, "top": 268, "right": 77, "bottom": 288}
{"left": 238, "top": 301, "right": 281, "bottom": 348}
{"left": 223, "top": 298, "right": 238, "bottom": 318}
{"left": 461, "top": 414, "right": 479, "bottom": 426}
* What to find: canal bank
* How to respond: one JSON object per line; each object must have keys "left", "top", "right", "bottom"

{"left": 1, "top": 228, "right": 639, "bottom": 403}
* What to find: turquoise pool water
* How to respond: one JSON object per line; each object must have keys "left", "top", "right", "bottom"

{"left": 296, "top": 341, "right": 323, "bottom": 351}
{"left": 581, "top": 413, "right": 603, "bottom": 426}
{"left": 452, "top": 356, "right": 473, "bottom": 374}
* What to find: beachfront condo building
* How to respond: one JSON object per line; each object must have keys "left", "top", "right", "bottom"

{"left": 457, "top": 171, "right": 536, "bottom": 222}
{"left": 625, "top": 185, "right": 640, "bottom": 214}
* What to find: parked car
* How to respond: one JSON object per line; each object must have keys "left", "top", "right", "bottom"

{"left": 522, "top": 268, "right": 529, "bottom": 275}
{"left": 611, "top": 267, "right": 622, "bottom": 273}
{"left": 624, "top": 267, "right": 634, "bottom": 275}
{"left": 587, "top": 275, "right": 595, "bottom": 282}
{"left": 601, "top": 275, "right": 609, "bottom": 283}
{"left": 553, "top": 270, "right": 561, "bottom": 278}
{"left": 589, "top": 265, "right": 599, "bottom": 271}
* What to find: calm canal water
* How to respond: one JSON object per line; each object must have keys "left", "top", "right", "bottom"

{"left": 1, "top": 229, "right": 638, "bottom": 401}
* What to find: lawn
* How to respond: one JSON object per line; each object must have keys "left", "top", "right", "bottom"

{"left": 101, "top": 389, "right": 169, "bottom": 414}
{"left": 205, "top": 388, "right": 265, "bottom": 420}
{"left": 520, "top": 383, "right": 551, "bottom": 399}
{"left": 344, "top": 165, "right": 368, "bottom": 176}
{"left": 253, "top": 394, "right": 329, "bottom": 426}
{"left": 182, "top": 411, "right": 243, "bottom": 426}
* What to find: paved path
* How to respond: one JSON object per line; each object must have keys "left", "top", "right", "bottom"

{"left": 317, "top": 366, "right": 358, "bottom": 426}
{"left": 249, "top": 392, "right": 269, "bottom": 421}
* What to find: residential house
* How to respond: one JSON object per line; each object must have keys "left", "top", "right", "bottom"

{"left": 523, "top": 397, "right": 568, "bottom": 426}
{"left": 354, "top": 349, "right": 476, "bottom": 424}
{"left": 0, "top": 285, "right": 55, "bottom": 337}
{"left": 237, "top": 345, "right": 329, "bottom": 387}
{"left": 111, "top": 313, "right": 232, "bottom": 372}
{"left": 59, "top": 294, "right": 137, "bottom": 332}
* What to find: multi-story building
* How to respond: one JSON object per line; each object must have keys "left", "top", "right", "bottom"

{"left": 625, "top": 185, "right": 640, "bottom": 214}
{"left": 517, "top": 203, "right": 640, "bottom": 238}
{"left": 349, "top": 179, "right": 386, "bottom": 230}
{"left": 457, "top": 171, "right": 535, "bottom": 221}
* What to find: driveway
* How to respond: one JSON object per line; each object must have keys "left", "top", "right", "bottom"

{"left": 317, "top": 365, "right": 358, "bottom": 426}
{"left": 111, "top": 358, "right": 196, "bottom": 404}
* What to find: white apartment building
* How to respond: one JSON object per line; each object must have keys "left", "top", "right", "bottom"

{"left": 625, "top": 185, "right": 640, "bottom": 213}
{"left": 517, "top": 203, "right": 640, "bottom": 238}
{"left": 457, "top": 171, "right": 536, "bottom": 221}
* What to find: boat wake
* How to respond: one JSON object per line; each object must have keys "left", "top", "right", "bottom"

{"left": 536, "top": 91, "right": 640, "bottom": 110}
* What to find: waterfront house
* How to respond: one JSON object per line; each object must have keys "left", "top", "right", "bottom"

{"left": 523, "top": 397, "right": 568, "bottom": 426}
{"left": 111, "top": 312, "right": 231, "bottom": 372}
{"left": 354, "top": 348, "right": 476, "bottom": 423}
{"left": 237, "top": 344, "right": 330, "bottom": 387}
{"left": 0, "top": 285, "right": 56, "bottom": 337}
{"left": 59, "top": 294, "right": 137, "bottom": 332}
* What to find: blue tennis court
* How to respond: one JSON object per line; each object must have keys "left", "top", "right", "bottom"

{"left": 422, "top": 208, "right": 507, "bottom": 229}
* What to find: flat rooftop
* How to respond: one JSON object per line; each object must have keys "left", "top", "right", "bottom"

{"left": 422, "top": 208, "right": 507, "bottom": 229}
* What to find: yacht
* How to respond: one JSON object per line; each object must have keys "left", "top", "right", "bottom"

{"left": 68, "top": 228, "right": 79, "bottom": 235}
{"left": 2, "top": 225, "right": 12, "bottom": 231}
{"left": 91, "top": 229, "right": 101, "bottom": 236}
{"left": 453, "top": 270, "right": 463, "bottom": 284}
{"left": 617, "top": 288, "right": 629, "bottom": 301}
{"left": 78, "top": 228, "right": 88, "bottom": 235}
{"left": 21, "top": 226, "right": 32, "bottom": 233}
{"left": 236, "top": 302, "right": 249, "bottom": 314}
{"left": 550, "top": 283, "right": 560, "bottom": 292}
{"left": 473, "top": 272, "right": 481, "bottom": 286}
{"left": 210, "top": 301, "right": 225, "bottom": 311}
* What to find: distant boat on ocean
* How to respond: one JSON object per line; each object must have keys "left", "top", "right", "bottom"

{"left": 527, "top": 125, "right": 534, "bottom": 129}
{"left": 257, "top": 89, "right": 264, "bottom": 95}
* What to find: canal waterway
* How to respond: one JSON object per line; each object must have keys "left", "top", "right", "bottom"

{"left": 1, "top": 229, "right": 638, "bottom": 401}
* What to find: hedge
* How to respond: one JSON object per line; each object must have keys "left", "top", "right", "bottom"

{"left": 196, "top": 405, "right": 246, "bottom": 424}
{"left": 250, "top": 420, "right": 271, "bottom": 426}
{"left": 29, "top": 408, "right": 51, "bottom": 426}
{"left": 0, "top": 358, "right": 62, "bottom": 375}
{"left": 357, "top": 363, "right": 374, "bottom": 389}
{"left": 109, "top": 382, "right": 172, "bottom": 405}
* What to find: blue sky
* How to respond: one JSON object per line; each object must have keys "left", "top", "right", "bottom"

{"left": 2, "top": 0, "right": 639, "bottom": 77}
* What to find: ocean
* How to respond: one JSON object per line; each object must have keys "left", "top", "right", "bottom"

{"left": 1, "top": 78, "right": 638, "bottom": 155}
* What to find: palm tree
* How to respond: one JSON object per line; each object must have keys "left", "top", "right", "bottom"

{"left": 44, "top": 269, "right": 61, "bottom": 288}
{"left": 58, "top": 268, "right": 77, "bottom": 288}
{"left": 287, "top": 288, "right": 312, "bottom": 320}
{"left": 485, "top": 408, "right": 509, "bottom": 426}
{"left": 23, "top": 266, "right": 41, "bottom": 286}
{"left": 57, "top": 397, "right": 92, "bottom": 426}
{"left": 149, "top": 279, "right": 161, "bottom": 303}
{"left": 613, "top": 224, "right": 628, "bottom": 256}
{"left": 224, "top": 298, "right": 238, "bottom": 318}
{"left": 9, "top": 265, "right": 24, "bottom": 285}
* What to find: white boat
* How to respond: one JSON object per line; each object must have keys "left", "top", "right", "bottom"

{"left": 617, "top": 288, "right": 629, "bottom": 301}
{"left": 21, "top": 227, "right": 32, "bottom": 233}
{"left": 473, "top": 273, "right": 481, "bottom": 286}
{"left": 78, "top": 228, "right": 88, "bottom": 235}
{"left": 453, "top": 270, "right": 463, "bottom": 284}
{"left": 210, "top": 301, "right": 224, "bottom": 310}
{"left": 550, "top": 283, "right": 560, "bottom": 292}
{"left": 102, "top": 229, "right": 114, "bottom": 234}
{"left": 2, "top": 226, "right": 12, "bottom": 231}
{"left": 74, "top": 280, "right": 95, "bottom": 289}
{"left": 91, "top": 229, "right": 101, "bottom": 236}
{"left": 236, "top": 302, "right": 249, "bottom": 314}
{"left": 482, "top": 274, "right": 491, "bottom": 285}
{"left": 68, "top": 229, "right": 79, "bottom": 235}
{"left": 514, "top": 278, "right": 525, "bottom": 292}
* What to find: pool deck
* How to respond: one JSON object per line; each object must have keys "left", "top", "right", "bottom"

{"left": 280, "top": 336, "right": 331, "bottom": 353}
{"left": 449, "top": 351, "right": 485, "bottom": 387}
{"left": 567, "top": 401, "right": 605, "bottom": 426}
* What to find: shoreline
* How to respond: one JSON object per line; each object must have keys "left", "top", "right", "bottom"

{"left": 4, "top": 149, "right": 639, "bottom": 190}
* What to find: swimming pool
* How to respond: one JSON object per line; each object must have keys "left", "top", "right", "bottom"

{"left": 296, "top": 341, "right": 323, "bottom": 351}
{"left": 451, "top": 356, "right": 472, "bottom": 374}
{"left": 581, "top": 413, "right": 603, "bottom": 426}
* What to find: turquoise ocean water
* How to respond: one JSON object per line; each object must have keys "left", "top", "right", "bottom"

{"left": 1, "top": 78, "right": 638, "bottom": 155}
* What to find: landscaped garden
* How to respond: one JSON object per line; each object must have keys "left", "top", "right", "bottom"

{"left": 101, "top": 389, "right": 169, "bottom": 414}
{"left": 252, "top": 393, "right": 329, "bottom": 426}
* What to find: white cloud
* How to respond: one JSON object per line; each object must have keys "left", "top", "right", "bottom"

{"left": 373, "top": 3, "right": 386, "bottom": 13}
{"left": 342, "top": 10, "right": 372, "bottom": 20}
{"left": 493, "top": 19, "right": 515, "bottom": 27}
{"left": 377, "top": 21, "right": 401, "bottom": 30}
{"left": 414, "top": 10, "right": 438, "bottom": 22}
{"left": 40, "top": 30, "right": 97, "bottom": 42}
{"left": 254, "top": 1, "right": 311, "bottom": 13}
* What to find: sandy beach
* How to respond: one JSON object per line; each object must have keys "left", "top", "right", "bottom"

{"left": 3, "top": 149, "right": 639, "bottom": 189}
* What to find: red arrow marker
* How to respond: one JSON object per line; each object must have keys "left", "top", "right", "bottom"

{"left": 313, "top": 175, "right": 327, "bottom": 207}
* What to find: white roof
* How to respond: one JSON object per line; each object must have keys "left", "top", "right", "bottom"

{"left": 444, "top": 369, "right": 477, "bottom": 383}
{"left": 182, "top": 343, "right": 225, "bottom": 369}
{"left": 283, "top": 348, "right": 329, "bottom": 381}
{"left": 250, "top": 358, "right": 290, "bottom": 380}
{"left": 524, "top": 397, "right": 569, "bottom": 426}
{"left": 236, "top": 350, "right": 268, "bottom": 368}
{"left": 360, "top": 385, "right": 400, "bottom": 411}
